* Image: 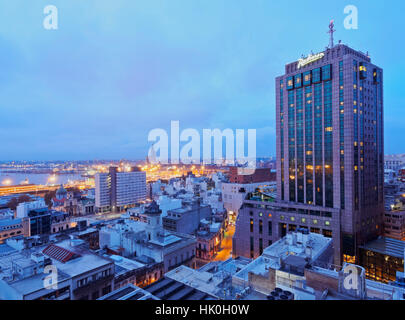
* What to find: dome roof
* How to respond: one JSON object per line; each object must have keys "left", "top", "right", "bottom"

{"left": 56, "top": 184, "right": 67, "bottom": 196}
{"left": 144, "top": 200, "right": 162, "bottom": 215}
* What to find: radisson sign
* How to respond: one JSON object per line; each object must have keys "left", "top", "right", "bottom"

{"left": 297, "top": 52, "right": 325, "bottom": 69}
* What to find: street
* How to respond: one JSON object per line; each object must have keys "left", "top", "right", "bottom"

{"left": 214, "top": 224, "right": 235, "bottom": 261}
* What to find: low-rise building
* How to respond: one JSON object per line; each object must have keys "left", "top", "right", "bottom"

{"left": 232, "top": 229, "right": 333, "bottom": 296}
{"left": 384, "top": 207, "right": 405, "bottom": 241}
{"left": 0, "top": 238, "right": 115, "bottom": 300}
{"left": 51, "top": 211, "right": 71, "bottom": 234}
{"left": 0, "top": 218, "right": 29, "bottom": 243}
{"left": 358, "top": 236, "right": 405, "bottom": 284}
{"left": 222, "top": 181, "right": 276, "bottom": 224}
{"left": 162, "top": 201, "right": 212, "bottom": 234}
{"left": 107, "top": 254, "right": 164, "bottom": 290}
{"left": 98, "top": 283, "right": 159, "bottom": 300}
{"left": 233, "top": 190, "right": 339, "bottom": 264}
{"left": 99, "top": 201, "right": 196, "bottom": 273}
{"left": 196, "top": 219, "right": 224, "bottom": 262}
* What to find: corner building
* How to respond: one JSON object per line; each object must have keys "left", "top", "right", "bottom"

{"left": 276, "top": 43, "right": 384, "bottom": 265}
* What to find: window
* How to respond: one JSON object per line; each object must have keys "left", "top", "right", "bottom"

{"left": 259, "top": 238, "right": 263, "bottom": 255}
{"left": 287, "top": 76, "right": 294, "bottom": 90}
{"left": 312, "top": 68, "right": 321, "bottom": 83}
{"left": 322, "top": 64, "right": 332, "bottom": 81}
{"left": 294, "top": 74, "right": 302, "bottom": 88}
{"left": 102, "top": 285, "right": 111, "bottom": 296}
{"left": 303, "top": 71, "right": 312, "bottom": 86}
{"left": 250, "top": 237, "right": 254, "bottom": 258}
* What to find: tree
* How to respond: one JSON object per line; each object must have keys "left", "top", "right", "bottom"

{"left": 17, "top": 195, "right": 31, "bottom": 203}
{"left": 6, "top": 194, "right": 33, "bottom": 211}
{"left": 6, "top": 197, "right": 19, "bottom": 211}
{"left": 44, "top": 190, "right": 56, "bottom": 209}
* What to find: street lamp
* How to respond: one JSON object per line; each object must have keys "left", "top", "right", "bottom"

{"left": 2, "top": 178, "right": 12, "bottom": 186}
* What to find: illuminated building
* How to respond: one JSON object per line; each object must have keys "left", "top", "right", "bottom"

{"left": 275, "top": 22, "right": 384, "bottom": 264}
{"left": 228, "top": 167, "right": 276, "bottom": 184}
{"left": 0, "top": 239, "right": 115, "bottom": 300}
{"left": 95, "top": 166, "right": 146, "bottom": 213}
{"left": 0, "top": 218, "right": 29, "bottom": 243}
{"left": 99, "top": 201, "right": 196, "bottom": 273}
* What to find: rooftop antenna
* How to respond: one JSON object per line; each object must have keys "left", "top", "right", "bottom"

{"left": 328, "top": 19, "right": 335, "bottom": 48}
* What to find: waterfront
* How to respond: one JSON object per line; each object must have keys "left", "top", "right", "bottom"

{"left": 0, "top": 172, "right": 84, "bottom": 186}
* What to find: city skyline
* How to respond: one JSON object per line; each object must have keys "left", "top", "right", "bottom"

{"left": 1, "top": 1, "right": 404, "bottom": 161}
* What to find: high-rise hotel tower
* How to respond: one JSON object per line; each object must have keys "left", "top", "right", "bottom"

{"left": 275, "top": 22, "right": 384, "bottom": 264}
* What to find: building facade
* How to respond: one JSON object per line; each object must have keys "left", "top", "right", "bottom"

{"left": 162, "top": 202, "right": 212, "bottom": 234}
{"left": 275, "top": 31, "right": 384, "bottom": 264}
{"left": 95, "top": 166, "right": 147, "bottom": 212}
{"left": 228, "top": 167, "right": 276, "bottom": 184}
{"left": 233, "top": 190, "right": 339, "bottom": 260}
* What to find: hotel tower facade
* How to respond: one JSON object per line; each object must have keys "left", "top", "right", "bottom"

{"left": 275, "top": 24, "right": 384, "bottom": 264}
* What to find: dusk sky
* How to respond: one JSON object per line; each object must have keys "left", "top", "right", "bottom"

{"left": 1, "top": 0, "right": 404, "bottom": 160}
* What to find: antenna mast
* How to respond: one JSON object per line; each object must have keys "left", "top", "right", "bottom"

{"left": 328, "top": 20, "right": 335, "bottom": 48}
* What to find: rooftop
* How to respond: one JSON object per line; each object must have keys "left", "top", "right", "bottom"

{"left": 107, "top": 255, "right": 146, "bottom": 276}
{"left": 360, "top": 236, "right": 405, "bottom": 258}
{"left": 143, "top": 276, "right": 217, "bottom": 300}
{"left": 165, "top": 265, "right": 225, "bottom": 298}
{"left": 234, "top": 231, "right": 332, "bottom": 280}
{"left": 0, "top": 218, "right": 23, "bottom": 229}
{"left": 98, "top": 284, "right": 158, "bottom": 300}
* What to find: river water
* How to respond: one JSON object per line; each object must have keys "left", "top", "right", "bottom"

{"left": 0, "top": 172, "right": 84, "bottom": 186}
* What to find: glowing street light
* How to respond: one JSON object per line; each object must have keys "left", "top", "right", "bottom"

{"left": 48, "top": 175, "right": 57, "bottom": 184}
{"left": 2, "top": 178, "right": 12, "bottom": 186}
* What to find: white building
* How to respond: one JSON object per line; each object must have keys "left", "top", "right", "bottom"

{"left": 157, "top": 196, "right": 182, "bottom": 218}
{"left": 0, "top": 238, "right": 115, "bottom": 300}
{"left": 99, "top": 201, "right": 196, "bottom": 272}
{"left": 16, "top": 200, "right": 47, "bottom": 219}
{"left": 95, "top": 166, "right": 146, "bottom": 213}
{"left": 222, "top": 181, "right": 275, "bottom": 222}
{"left": 201, "top": 190, "right": 224, "bottom": 213}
